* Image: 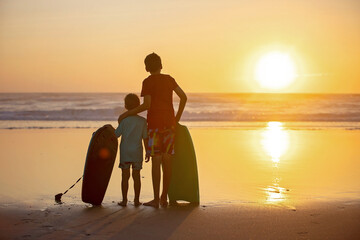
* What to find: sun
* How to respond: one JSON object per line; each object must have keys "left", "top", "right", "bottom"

{"left": 255, "top": 52, "right": 297, "bottom": 90}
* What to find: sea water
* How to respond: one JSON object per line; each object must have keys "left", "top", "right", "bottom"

{"left": 1, "top": 93, "right": 360, "bottom": 206}
{"left": 1, "top": 93, "right": 360, "bottom": 129}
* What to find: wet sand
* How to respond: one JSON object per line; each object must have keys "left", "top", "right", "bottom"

{"left": 0, "top": 126, "right": 360, "bottom": 239}
{"left": 1, "top": 201, "right": 359, "bottom": 240}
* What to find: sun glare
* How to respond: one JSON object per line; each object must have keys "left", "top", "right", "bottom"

{"left": 261, "top": 121, "right": 289, "bottom": 163}
{"left": 261, "top": 121, "right": 290, "bottom": 203}
{"left": 255, "top": 52, "right": 297, "bottom": 90}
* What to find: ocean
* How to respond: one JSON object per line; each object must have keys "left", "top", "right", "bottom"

{"left": 1, "top": 93, "right": 360, "bottom": 129}
{"left": 1, "top": 93, "right": 360, "bottom": 210}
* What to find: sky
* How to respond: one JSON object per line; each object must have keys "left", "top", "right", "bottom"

{"left": 0, "top": 0, "right": 359, "bottom": 93}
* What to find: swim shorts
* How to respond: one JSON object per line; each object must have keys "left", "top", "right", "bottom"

{"left": 147, "top": 126, "right": 175, "bottom": 157}
{"left": 119, "top": 161, "right": 142, "bottom": 170}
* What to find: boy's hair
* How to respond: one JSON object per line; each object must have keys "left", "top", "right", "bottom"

{"left": 144, "top": 52, "right": 162, "bottom": 73}
{"left": 124, "top": 93, "right": 140, "bottom": 110}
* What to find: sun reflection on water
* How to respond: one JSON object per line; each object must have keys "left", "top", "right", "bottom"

{"left": 266, "top": 178, "right": 288, "bottom": 203}
{"left": 261, "top": 122, "right": 290, "bottom": 203}
{"left": 261, "top": 121, "right": 289, "bottom": 163}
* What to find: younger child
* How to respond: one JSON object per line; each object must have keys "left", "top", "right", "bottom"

{"left": 115, "top": 93, "right": 148, "bottom": 206}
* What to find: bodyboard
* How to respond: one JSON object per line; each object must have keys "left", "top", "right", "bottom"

{"left": 168, "top": 124, "right": 200, "bottom": 203}
{"left": 82, "top": 124, "right": 118, "bottom": 205}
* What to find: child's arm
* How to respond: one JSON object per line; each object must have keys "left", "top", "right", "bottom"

{"left": 118, "top": 95, "right": 151, "bottom": 124}
{"left": 174, "top": 86, "right": 187, "bottom": 122}
{"left": 114, "top": 122, "right": 123, "bottom": 138}
{"left": 143, "top": 138, "right": 150, "bottom": 162}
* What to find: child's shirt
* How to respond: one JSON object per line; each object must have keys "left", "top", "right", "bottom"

{"left": 115, "top": 115, "right": 148, "bottom": 163}
{"left": 140, "top": 73, "right": 178, "bottom": 129}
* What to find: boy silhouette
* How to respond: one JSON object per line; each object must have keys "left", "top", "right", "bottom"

{"left": 118, "top": 53, "right": 187, "bottom": 208}
{"left": 115, "top": 94, "right": 148, "bottom": 207}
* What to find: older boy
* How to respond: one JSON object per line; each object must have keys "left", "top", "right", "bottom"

{"left": 118, "top": 53, "right": 187, "bottom": 208}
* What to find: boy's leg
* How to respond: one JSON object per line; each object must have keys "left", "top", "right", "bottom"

{"left": 160, "top": 153, "right": 172, "bottom": 206}
{"left": 144, "top": 155, "right": 162, "bottom": 208}
{"left": 119, "top": 168, "right": 130, "bottom": 206}
{"left": 132, "top": 169, "right": 141, "bottom": 206}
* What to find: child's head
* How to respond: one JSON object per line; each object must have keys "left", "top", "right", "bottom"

{"left": 124, "top": 93, "right": 140, "bottom": 110}
{"left": 144, "top": 52, "right": 162, "bottom": 73}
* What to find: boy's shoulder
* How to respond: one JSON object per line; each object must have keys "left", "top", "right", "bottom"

{"left": 123, "top": 115, "right": 146, "bottom": 124}
{"left": 135, "top": 115, "right": 146, "bottom": 122}
{"left": 143, "top": 73, "right": 174, "bottom": 82}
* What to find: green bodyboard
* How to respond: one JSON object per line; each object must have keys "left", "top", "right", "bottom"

{"left": 168, "top": 124, "right": 200, "bottom": 203}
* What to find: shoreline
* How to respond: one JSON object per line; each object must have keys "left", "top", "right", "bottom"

{"left": 1, "top": 120, "right": 360, "bottom": 130}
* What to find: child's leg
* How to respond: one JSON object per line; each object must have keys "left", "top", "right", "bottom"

{"left": 144, "top": 155, "right": 162, "bottom": 208}
{"left": 119, "top": 168, "right": 130, "bottom": 206}
{"left": 132, "top": 169, "right": 141, "bottom": 206}
{"left": 160, "top": 153, "right": 172, "bottom": 206}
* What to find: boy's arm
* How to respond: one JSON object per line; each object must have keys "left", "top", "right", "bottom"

{"left": 143, "top": 138, "right": 150, "bottom": 162}
{"left": 118, "top": 95, "right": 151, "bottom": 124}
{"left": 174, "top": 86, "right": 187, "bottom": 122}
{"left": 114, "top": 122, "right": 123, "bottom": 138}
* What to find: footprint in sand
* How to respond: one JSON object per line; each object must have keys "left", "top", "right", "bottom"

{"left": 20, "top": 218, "right": 34, "bottom": 224}
{"left": 41, "top": 225, "right": 53, "bottom": 228}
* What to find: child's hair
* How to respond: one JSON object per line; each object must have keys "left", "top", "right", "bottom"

{"left": 144, "top": 52, "right": 162, "bottom": 73}
{"left": 124, "top": 93, "right": 140, "bottom": 110}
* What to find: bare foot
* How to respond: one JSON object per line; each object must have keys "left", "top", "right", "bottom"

{"left": 118, "top": 200, "right": 127, "bottom": 207}
{"left": 160, "top": 196, "right": 168, "bottom": 207}
{"left": 134, "top": 200, "right": 142, "bottom": 207}
{"left": 160, "top": 201, "right": 168, "bottom": 207}
{"left": 169, "top": 200, "right": 179, "bottom": 207}
{"left": 143, "top": 199, "right": 159, "bottom": 208}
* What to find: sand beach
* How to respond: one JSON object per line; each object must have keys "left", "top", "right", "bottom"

{"left": 0, "top": 126, "right": 359, "bottom": 239}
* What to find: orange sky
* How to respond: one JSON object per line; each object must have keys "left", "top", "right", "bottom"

{"left": 0, "top": 0, "right": 359, "bottom": 93}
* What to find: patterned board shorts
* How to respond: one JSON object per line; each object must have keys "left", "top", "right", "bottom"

{"left": 147, "top": 126, "right": 176, "bottom": 157}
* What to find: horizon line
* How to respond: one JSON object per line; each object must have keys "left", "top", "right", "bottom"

{"left": 0, "top": 91, "right": 360, "bottom": 95}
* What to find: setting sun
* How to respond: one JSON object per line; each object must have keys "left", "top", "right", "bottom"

{"left": 255, "top": 52, "right": 297, "bottom": 90}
